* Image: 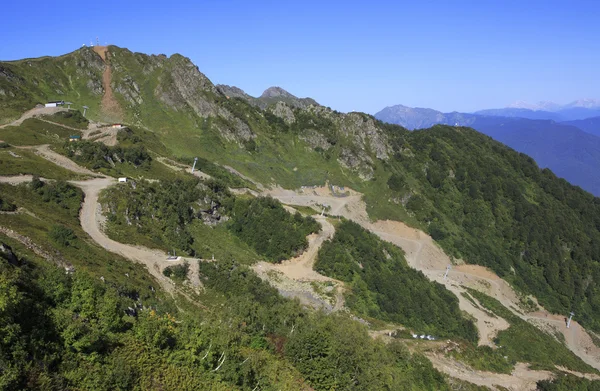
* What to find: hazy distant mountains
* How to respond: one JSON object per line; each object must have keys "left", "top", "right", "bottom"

{"left": 375, "top": 102, "right": 600, "bottom": 196}
{"left": 475, "top": 100, "right": 600, "bottom": 121}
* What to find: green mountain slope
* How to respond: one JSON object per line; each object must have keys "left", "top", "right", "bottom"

{"left": 2, "top": 46, "right": 600, "bottom": 330}
{"left": 3, "top": 46, "right": 600, "bottom": 389}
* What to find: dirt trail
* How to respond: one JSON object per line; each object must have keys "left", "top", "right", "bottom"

{"left": 17, "top": 144, "right": 97, "bottom": 176}
{"left": 69, "top": 177, "right": 201, "bottom": 294}
{"left": 0, "top": 141, "right": 201, "bottom": 295}
{"left": 222, "top": 165, "right": 265, "bottom": 190}
{"left": 256, "top": 216, "right": 335, "bottom": 281}
{"left": 156, "top": 157, "right": 212, "bottom": 180}
{"left": 426, "top": 354, "right": 553, "bottom": 391}
{"left": 0, "top": 106, "right": 68, "bottom": 129}
{"left": 266, "top": 185, "right": 600, "bottom": 374}
{"left": 253, "top": 215, "right": 345, "bottom": 311}
{"left": 93, "top": 46, "right": 123, "bottom": 122}
{"left": 0, "top": 175, "right": 35, "bottom": 185}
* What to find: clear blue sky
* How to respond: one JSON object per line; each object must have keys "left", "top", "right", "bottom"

{"left": 1, "top": 0, "right": 599, "bottom": 113}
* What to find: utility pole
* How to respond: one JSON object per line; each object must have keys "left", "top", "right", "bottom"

{"left": 191, "top": 157, "right": 198, "bottom": 173}
{"left": 567, "top": 312, "right": 575, "bottom": 328}
{"left": 444, "top": 265, "right": 451, "bottom": 280}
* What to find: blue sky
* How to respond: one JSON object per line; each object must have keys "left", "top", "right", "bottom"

{"left": 1, "top": 0, "right": 599, "bottom": 113}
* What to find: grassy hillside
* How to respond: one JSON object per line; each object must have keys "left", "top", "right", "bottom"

{"left": 2, "top": 46, "right": 600, "bottom": 389}
{"left": 0, "top": 181, "right": 463, "bottom": 391}
{"left": 3, "top": 46, "right": 600, "bottom": 332}
{"left": 0, "top": 48, "right": 104, "bottom": 123}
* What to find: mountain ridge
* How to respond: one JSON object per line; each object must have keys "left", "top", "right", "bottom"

{"left": 374, "top": 103, "right": 600, "bottom": 195}
{"left": 3, "top": 45, "right": 600, "bottom": 389}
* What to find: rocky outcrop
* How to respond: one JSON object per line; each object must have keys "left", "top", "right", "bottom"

{"left": 339, "top": 113, "right": 391, "bottom": 160}
{"left": 270, "top": 101, "right": 296, "bottom": 124}
{"left": 300, "top": 130, "right": 332, "bottom": 150}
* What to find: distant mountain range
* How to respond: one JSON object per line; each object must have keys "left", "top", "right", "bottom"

{"left": 375, "top": 103, "right": 600, "bottom": 196}
{"left": 475, "top": 100, "right": 600, "bottom": 121}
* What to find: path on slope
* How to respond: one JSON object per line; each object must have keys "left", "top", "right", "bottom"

{"left": 0, "top": 143, "right": 200, "bottom": 295}
{"left": 266, "top": 185, "right": 600, "bottom": 372}
{"left": 0, "top": 106, "right": 67, "bottom": 129}
{"left": 253, "top": 215, "right": 346, "bottom": 312}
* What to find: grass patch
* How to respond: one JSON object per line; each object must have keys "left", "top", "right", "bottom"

{"left": 290, "top": 204, "right": 320, "bottom": 216}
{"left": 42, "top": 110, "right": 88, "bottom": 129}
{"left": 0, "top": 118, "right": 80, "bottom": 146}
{"left": 187, "top": 221, "right": 262, "bottom": 264}
{"left": 449, "top": 343, "right": 514, "bottom": 374}
{"left": 0, "top": 147, "right": 84, "bottom": 180}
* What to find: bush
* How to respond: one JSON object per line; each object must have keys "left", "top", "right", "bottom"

{"left": 163, "top": 262, "right": 189, "bottom": 282}
{"left": 49, "top": 225, "right": 76, "bottom": 247}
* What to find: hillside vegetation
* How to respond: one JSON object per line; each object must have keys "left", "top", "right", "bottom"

{"left": 3, "top": 45, "right": 600, "bottom": 389}
{"left": 316, "top": 220, "right": 477, "bottom": 341}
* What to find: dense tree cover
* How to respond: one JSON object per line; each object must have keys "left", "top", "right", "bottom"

{"left": 46, "top": 110, "right": 89, "bottom": 129}
{"left": 391, "top": 125, "right": 600, "bottom": 331}
{"left": 228, "top": 196, "right": 320, "bottom": 262}
{"left": 198, "top": 259, "right": 453, "bottom": 391}
{"left": 102, "top": 178, "right": 221, "bottom": 255}
{"left": 0, "top": 244, "right": 307, "bottom": 390}
{"left": 315, "top": 220, "right": 477, "bottom": 341}
{"left": 163, "top": 262, "right": 189, "bottom": 282}
{"left": 0, "top": 238, "right": 465, "bottom": 391}
{"left": 537, "top": 374, "right": 600, "bottom": 390}
{"left": 31, "top": 177, "right": 82, "bottom": 218}
{"left": 0, "top": 196, "right": 16, "bottom": 212}
{"left": 103, "top": 179, "right": 319, "bottom": 262}
{"left": 63, "top": 140, "right": 152, "bottom": 169}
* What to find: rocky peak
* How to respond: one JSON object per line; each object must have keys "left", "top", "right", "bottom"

{"left": 216, "top": 84, "right": 252, "bottom": 100}
{"left": 260, "top": 86, "right": 296, "bottom": 99}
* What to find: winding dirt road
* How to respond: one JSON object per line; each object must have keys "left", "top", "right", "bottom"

{"left": 0, "top": 143, "right": 200, "bottom": 295}
{"left": 253, "top": 215, "right": 346, "bottom": 312}
{"left": 266, "top": 185, "right": 600, "bottom": 376}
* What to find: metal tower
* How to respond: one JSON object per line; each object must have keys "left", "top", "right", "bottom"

{"left": 444, "top": 265, "right": 451, "bottom": 280}
{"left": 567, "top": 312, "right": 575, "bottom": 328}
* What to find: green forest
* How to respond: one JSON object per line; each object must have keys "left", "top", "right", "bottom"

{"left": 389, "top": 125, "right": 600, "bottom": 332}
{"left": 102, "top": 179, "right": 319, "bottom": 262}
{"left": 315, "top": 220, "right": 477, "bottom": 341}
{"left": 1, "top": 239, "right": 470, "bottom": 391}
{"left": 228, "top": 196, "right": 320, "bottom": 262}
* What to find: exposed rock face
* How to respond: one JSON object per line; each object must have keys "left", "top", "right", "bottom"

{"left": 216, "top": 84, "right": 253, "bottom": 101}
{"left": 270, "top": 101, "right": 296, "bottom": 124}
{"left": 156, "top": 55, "right": 220, "bottom": 117}
{"left": 339, "top": 113, "right": 391, "bottom": 160}
{"left": 261, "top": 86, "right": 295, "bottom": 99}
{"left": 216, "top": 85, "right": 320, "bottom": 110}
{"left": 260, "top": 86, "right": 319, "bottom": 109}
{"left": 300, "top": 130, "right": 332, "bottom": 150}
{"left": 338, "top": 148, "right": 374, "bottom": 180}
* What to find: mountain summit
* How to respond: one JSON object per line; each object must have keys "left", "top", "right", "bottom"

{"left": 260, "top": 86, "right": 296, "bottom": 99}
{"left": 216, "top": 84, "right": 319, "bottom": 109}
